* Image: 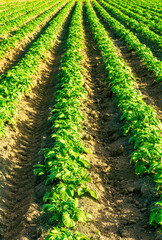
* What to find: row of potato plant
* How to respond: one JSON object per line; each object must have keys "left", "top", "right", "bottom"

{"left": 132, "top": 0, "right": 162, "bottom": 13}
{"left": 85, "top": 0, "right": 162, "bottom": 227}
{"left": 94, "top": 0, "right": 162, "bottom": 82}
{"left": 0, "top": 1, "right": 29, "bottom": 16}
{"left": 124, "top": 0, "right": 162, "bottom": 11}
{"left": 0, "top": 2, "right": 19, "bottom": 10}
{"left": 0, "top": 0, "right": 65, "bottom": 59}
{"left": 34, "top": 1, "right": 97, "bottom": 239}
{"left": 0, "top": 0, "right": 51, "bottom": 36}
{"left": 110, "top": 0, "right": 161, "bottom": 25}
{"left": 119, "top": 0, "right": 162, "bottom": 21}
{"left": 105, "top": 0, "right": 161, "bottom": 33}
{"left": 0, "top": 0, "right": 40, "bottom": 23}
{"left": 0, "top": 0, "right": 73, "bottom": 136}
{"left": 0, "top": 0, "right": 44, "bottom": 25}
{"left": 102, "top": 0, "right": 162, "bottom": 49}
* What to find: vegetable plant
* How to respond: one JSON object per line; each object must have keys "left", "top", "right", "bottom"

{"left": 94, "top": 0, "right": 162, "bottom": 82}
{"left": 0, "top": 0, "right": 74, "bottom": 136}
{"left": 85, "top": 0, "right": 162, "bottom": 227}
{"left": 34, "top": 1, "right": 98, "bottom": 238}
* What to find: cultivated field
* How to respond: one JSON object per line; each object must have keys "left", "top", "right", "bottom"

{"left": 0, "top": 0, "right": 161, "bottom": 239}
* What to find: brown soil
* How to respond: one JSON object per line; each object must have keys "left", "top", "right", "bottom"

{"left": 0, "top": 0, "right": 67, "bottom": 77}
{"left": 0, "top": 5, "right": 74, "bottom": 239}
{"left": 0, "top": 2, "right": 161, "bottom": 240}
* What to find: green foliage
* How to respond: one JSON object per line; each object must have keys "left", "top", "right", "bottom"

{"left": 94, "top": 0, "right": 162, "bottom": 82}
{"left": 46, "top": 227, "right": 90, "bottom": 240}
{"left": 34, "top": 1, "right": 98, "bottom": 238}
{"left": 0, "top": 0, "right": 67, "bottom": 58}
{"left": 0, "top": 0, "right": 73, "bottom": 137}
{"left": 0, "top": 0, "right": 41, "bottom": 25}
{"left": 85, "top": 0, "right": 162, "bottom": 227}
{"left": 104, "top": 0, "right": 162, "bottom": 33}
{"left": 0, "top": 0, "right": 50, "bottom": 37}
{"left": 102, "top": 0, "right": 162, "bottom": 47}
{"left": 149, "top": 200, "right": 162, "bottom": 226}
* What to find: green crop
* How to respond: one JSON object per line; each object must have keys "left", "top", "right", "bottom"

{"left": 95, "top": 0, "right": 162, "bottom": 82}
{"left": 102, "top": 0, "right": 162, "bottom": 46}
{"left": 85, "top": 0, "right": 162, "bottom": 227}
{"left": 0, "top": 0, "right": 41, "bottom": 23}
{"left": 105, "top": 0, "right": 162, "bottom": 33}
{"left": 0, "top": 0, "right": 73, "bottom": 137}
{"left": 0, "top": 0, "right": 65, "bottom": 58}
{"left": 34, "top": 1, "right": 98, "bottom": 239}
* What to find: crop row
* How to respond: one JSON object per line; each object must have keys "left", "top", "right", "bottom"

{"left": 93, "top": 0, "right": 162, "bottom": 82}
{"left": 122, "top": 0, "right": 162, "bottom": 13}
{"left": 0, "top": 0, "right": 53, "bottom": 37}
{"left": 35, "top": 2, "right": 98, "bottom": 239}
{"left": 0, "top": 1, "right": 27, "bottom": 14}
{"left": 86, "top": 0, "right": 162, "bottom": 227}
{"left": 131, "top": 0, "right": 162, "bottom": 14}
{"left": 105, "top": 0, "right": 162, "bottom": 34}
{"left": 0, "top": 0, "right": 36, "bottom": 10}
{"left": 0, "top": 0, "right": 66, "bottom": 60}
{"left": 110, "top": 0, "right": 162, "bottom": 24}
{"left": 0, "top": 0, "right": 73, "bottom": 136}
{"left": 0, "top": 0, "right": 40, "bottom": 23}
{"left": 102, "top": 0, "right": 162, "bottom": 49}
{"left": 0, "top": 1, "right": 19, "bottom": 10}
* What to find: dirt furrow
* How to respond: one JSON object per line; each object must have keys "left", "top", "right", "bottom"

{"left": 93, "top": 4, "right": 162, "bottom": 121}
{"left": 73, "top": 6, "right": 156, "bottom": 240}
{"left": 0, "top": 6, "right": 74, "bottom": 239}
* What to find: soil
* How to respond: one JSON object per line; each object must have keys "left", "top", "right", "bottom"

{"left": 0, "top": 2, "right": 161, "bottom": 240}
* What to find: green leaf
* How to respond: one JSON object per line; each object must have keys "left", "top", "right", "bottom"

{"left": 33, "top": 165, "right": 46, "bottom": 175}
{"left": 86, "top": 188, "right": 99, "bottom": 200}
{"left": 43, "top": 192, "right": 50, "bottom": 202}
{"left": 149, "top": 210, "right": 157, "bottom": 225}
{"left": 154, "top": 174, "right": 162, "bottom": 183}
{"left": 78, "top": 157, "right": 90, "bottom": 168}
{"left": 76, "top": 209, "right": 86, "bottom": 222}
{"left": 135, "top": 162, "right": 147, "bottom": 175}
{"left": 155, "top": 212, "right": 162, "bottom": 225}
{"left": 60, "top": 190, "right": 69, "bottom": 201}
{"left": 78, "top": 186, "right": 86, "bottom": 196}
{"left": 62, "top": 212, "right": 75, "bottom": 228}
{"left": 154, "top": 201, "right": 162, "bottom": 207}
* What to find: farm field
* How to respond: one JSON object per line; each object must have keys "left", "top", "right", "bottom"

{"left": 0, "top": 0, "right": 161, "bottom": 239}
